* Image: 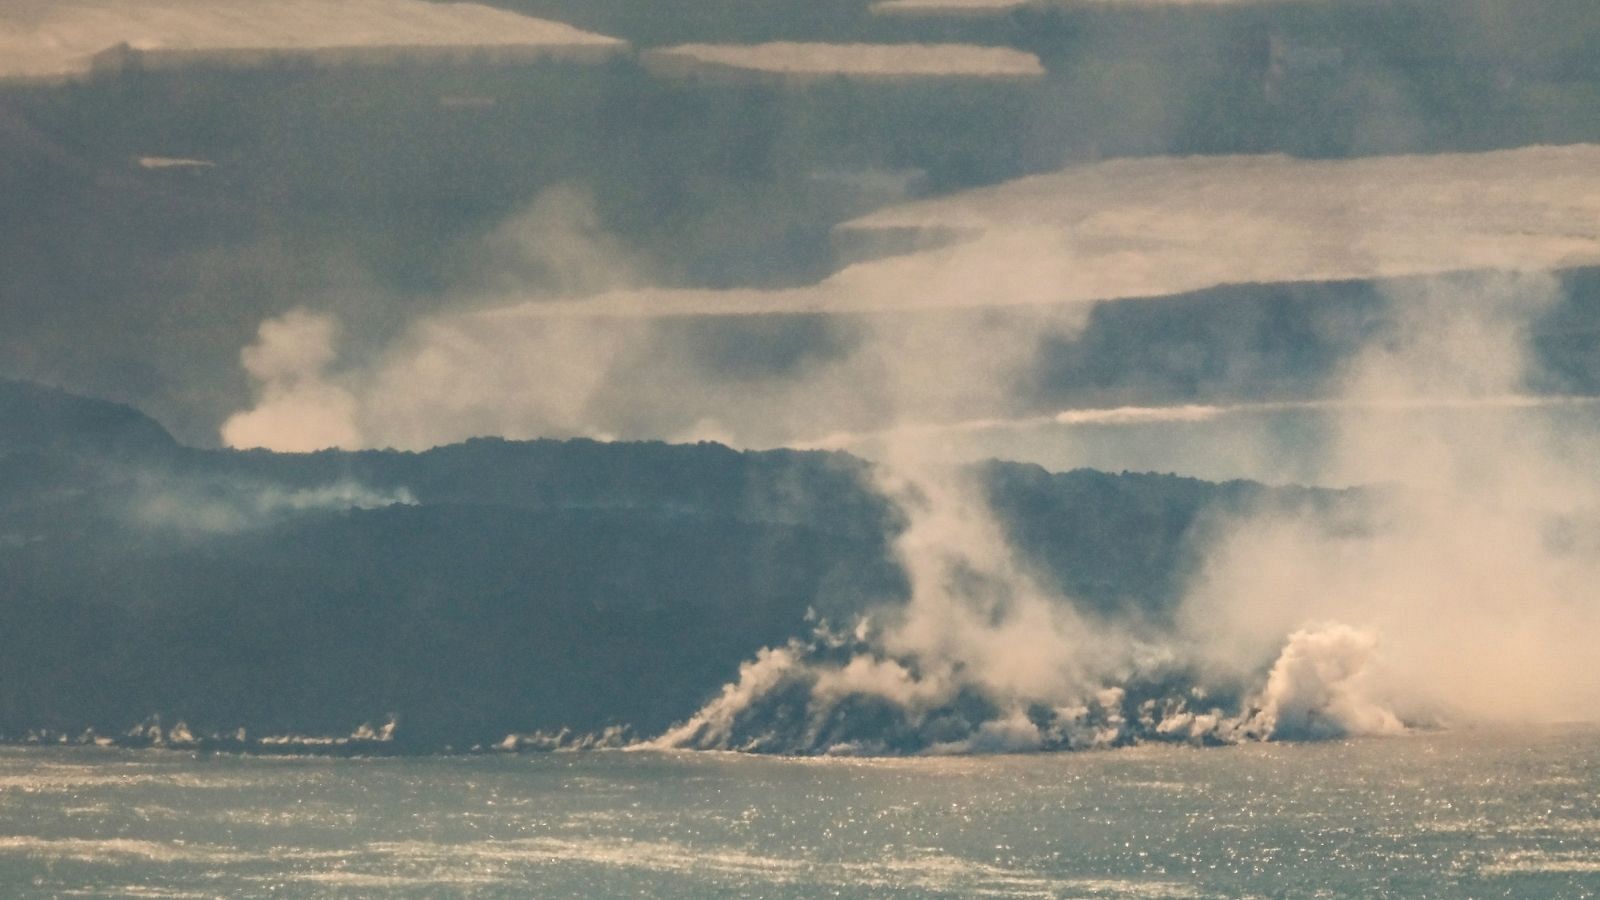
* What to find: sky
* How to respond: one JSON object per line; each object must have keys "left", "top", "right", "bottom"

{"left": 5, "top": 0, "right": 1599, "bottom": 458}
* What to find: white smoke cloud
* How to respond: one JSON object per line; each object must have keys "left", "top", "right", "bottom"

{"left": 650, "top": 644, "right": 808, "bottom": 751}
{"left": 653, "top": 269, "right": 1600, "bottom": 753}
{"left": 1247, "top": 624, "right": 1403, "bottom": 740}
{"left": 132, "top": 477, "right": 417, "bottom": 534}
{"left": 648, "top": 446, "right": 1199, "bottom": 754}
{"left": 1181, "top": 271, "right": 1600, "bottom": 727}
{"left": 464, "top": 184, "right": 647, "bottom": 300}
{"left": 220, "top": 309, "right": 360, "bottom": 452}
{"left": 870, "top": 463, "right": 1144, "bottom": 704}
{"left": 221, "top": 243, "right": 1091, "bottom": 452}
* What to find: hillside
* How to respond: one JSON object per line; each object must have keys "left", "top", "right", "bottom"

{"left": 0, "top": 380, "right": 1361, "bottom": 749}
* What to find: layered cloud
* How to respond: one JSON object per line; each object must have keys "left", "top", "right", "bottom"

{"left": 871, "top": 0, "right": 1313, "bottom": 15}
{"left": 870, "top": 0, "right": 1035, "bottom": 19}
{"left": 218, "top": 146, "right": 1600, "bottom": 455}
{"left": 0, "top": 0, "right": 624, "bottom": 83}
{"left": 641, "top": 41, "right": 1046, "bottom": 84}
{"left": 837, "top": 145, "right": 1600, "bottom": 309}
{"left": 479, "top": 145, "right": 1600, "bottom": 319}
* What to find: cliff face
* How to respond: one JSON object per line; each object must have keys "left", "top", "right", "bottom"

{"left": 0, "top": 381, "right": 1365, "bottom": 749}
{"left": 0, "top": 380, "right": 900, "bottom": 746}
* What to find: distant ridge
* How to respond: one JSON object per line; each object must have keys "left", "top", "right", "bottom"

{"left": 0, "top": 380, "right": 1358, "bottom": 752}
{"left": 0, "top": 378, "right": 176, "bottom": 458}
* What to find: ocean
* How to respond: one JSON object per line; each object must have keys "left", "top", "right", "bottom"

{"left": 1, "top": 726, "right": 1596, "bottom": 898}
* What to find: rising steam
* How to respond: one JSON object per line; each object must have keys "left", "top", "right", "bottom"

{"left": 216, "top": 157, "right": 1600, "bottom": 753}
{"left": 651, "top": 270, "right": 1600, "bottom": 754}
{"left": 1183, "top": 272, "right": 1600, "bottom": 727}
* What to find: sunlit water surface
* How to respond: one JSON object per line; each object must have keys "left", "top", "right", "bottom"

{"left": 1, "top": 727, "right": 1597, "bottom": 897}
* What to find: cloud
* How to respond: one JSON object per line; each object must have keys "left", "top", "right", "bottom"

{"left": 458, "top": 146, "right": 1600, "bottom": 320}
{"left": 641, "top": 42, "right": 1046, "bottom": 84}
{"left": 840, "top": 145, "right": 1600, "bottom": 311}
{"left": 871, "top": 0, "right": 1308, "bottom": 14}
{"left": 220, "top": 146, "right": 1600, "bottom": 458}
{"left": 794, "top": 395, "right": 1600, "bottom": 480}
{"left": 0, "top": 0, "right": 625, "bottom": 83}
{"left": 869, "top": 0, "right": 1034, "bottom": 19}
{"left": 226, "top": 301, "right": 1087, "bottom": 453}
{"left": 462, "top": 184, "right": 647, "bottom": 299}
{"left": 219, "top": 175, "right": 1097, "bottom": 452}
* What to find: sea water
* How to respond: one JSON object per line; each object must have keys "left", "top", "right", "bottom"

{"left": 1, "top": 726, "right": 1596, "bottom": 898}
